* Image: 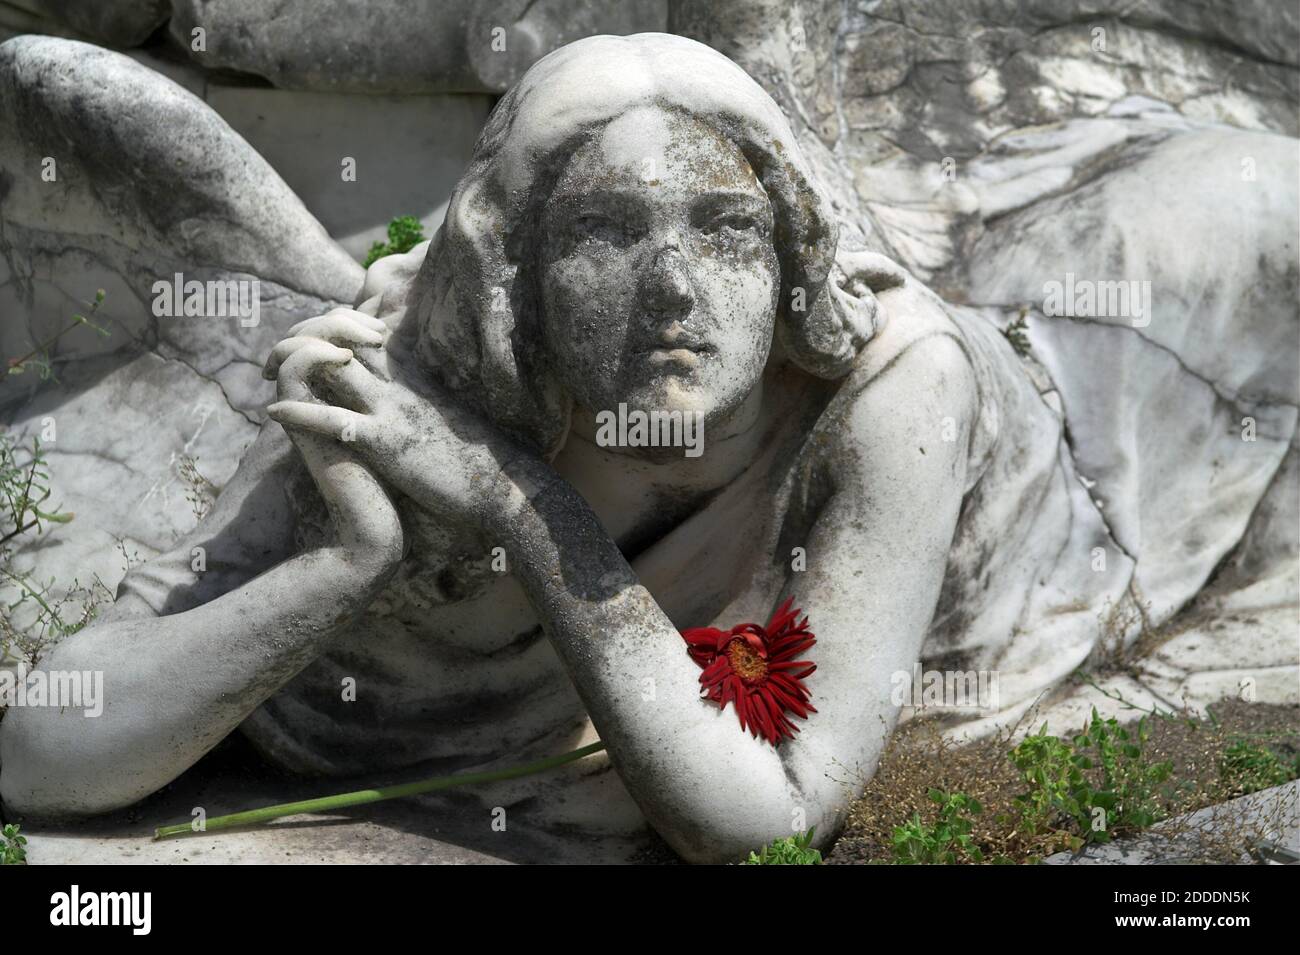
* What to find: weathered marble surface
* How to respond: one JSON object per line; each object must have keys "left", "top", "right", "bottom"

{"left": 0, "top": 34, "right": 358, "bottom": 627}
{"left": 0, "top": 35, "right": 363, "bottom": 332}
{"left": 13, "top": 1, "right": 169, "bottom": 48}
{"left": 3, "top": 1, "right": 667, "bottom": 93}
{"left": 0, "top": 4, "right": 1296, "bottom": 863}
{"left": 675, "top": 0, "right": 1300, "bottom": 279}
{"left": 205, "top": 85, "right": 491, "bottom": 259}
{"left": 170, "top": 0, "right": 667, "bottom": 94}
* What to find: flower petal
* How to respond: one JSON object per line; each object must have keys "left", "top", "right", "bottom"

{"left": 680, "top": 598, "right": 817, "bottom": 747}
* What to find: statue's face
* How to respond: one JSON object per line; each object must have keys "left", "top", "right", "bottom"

{"left": 538, "top": 106, "right": 780, "bottom": 434}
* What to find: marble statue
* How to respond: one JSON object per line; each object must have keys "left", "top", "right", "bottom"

{"left": 0, "top": 11, "right": 1296, "bottom": 864}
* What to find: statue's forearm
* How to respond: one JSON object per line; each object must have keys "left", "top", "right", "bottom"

{"left": 0, "top": 544, "right": 395, "bottom": 818}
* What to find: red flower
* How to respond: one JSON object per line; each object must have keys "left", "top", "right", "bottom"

{"left": 681, "top": 597, "right": 817, "bottom": 746}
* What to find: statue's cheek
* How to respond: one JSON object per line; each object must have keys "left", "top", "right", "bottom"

{"left": 543, "top": 249, "right": 637, "bottom": 315}
{"left": 692, "top": 257, "right": 780, "bottom": 327}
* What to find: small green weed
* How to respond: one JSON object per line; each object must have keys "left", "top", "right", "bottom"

{"left": 890, "top": 789, "right": 985, "bottom": 863}
{"left": 1, "top": 824, "right": 27, "bottom": 865}
{"left": 363, "top": 215, "right": 426, "bottom": 268}
{"left": 743, "top": 829, "right": 822, "bottom": 864}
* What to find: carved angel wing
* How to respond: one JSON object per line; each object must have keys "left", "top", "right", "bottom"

{"left": 0, "top": 35, "right": 363, "bottom": 610}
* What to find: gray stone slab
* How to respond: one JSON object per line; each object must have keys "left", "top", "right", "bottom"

{"left": 1043, "top": 781, "right": 1300, "bottom": 865}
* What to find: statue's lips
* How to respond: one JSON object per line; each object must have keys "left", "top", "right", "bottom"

{"left": 641, "top": 324, "right": 716, "bottom": 366}
{"left": 647, "top": 347, "right": 706, "bottom": 369}
{"left": 643, "top": 341, "right": 715, "bottom": 370}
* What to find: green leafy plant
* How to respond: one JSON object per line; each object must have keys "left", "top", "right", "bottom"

{"left": 1, "top": 824, "right": 27, "bottom": 864}
{"left": 1, "top": 296, "right": 119, "bottom": 673}
{"left": 6, "top": 289, "right": 110, "bottom": 381}
{"left": 0, "top": 433, "right": 72, "bottom": 548}
{"left": 890, "top": 789, "right": 984, "bottom": 863}
{"left": 1010, "top": 708, "right": 1173, "bottom": 845}
{"left": 1009, "top": 725, "right": 1081, "bottom": 838}
{"left": 0, "top": 431, "right": 109, "bottom": 669}
{"left": 743, "top": 829, "right": 823, "bottom": 865}
{"left": 1220, "top": 740, "right": 1299, "bottom": 796}
{"left": 363, "top": 215, "right": 427, "bottom": 268}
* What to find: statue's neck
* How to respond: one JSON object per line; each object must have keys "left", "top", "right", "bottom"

{"left": 552, "top": 379, "right": 775, "bottom": 549}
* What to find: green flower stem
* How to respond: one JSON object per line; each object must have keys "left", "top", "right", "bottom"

{"left": 154, "top": 740, "right": 606, "bottom": 841}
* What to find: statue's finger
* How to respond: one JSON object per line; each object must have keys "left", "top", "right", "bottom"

{"left": 265, "top": 335, "right": 332, "bottom": 381}
{"left": 315, "top": 356, "right": 385, "bottom": 413}
{"left": 327, "top": 307, "right": 388, "bottom": 333}
{"left": 267, "top": 401, "right": 365, "bottom": 441}
{"left": 276, "top": 341, "right": 353, "bottom": 402}
{"left": 287, "top": 311, "right": 387, "bottom": 342}
{"left": 272, "top": 412, "right": 402, "bottom": 560}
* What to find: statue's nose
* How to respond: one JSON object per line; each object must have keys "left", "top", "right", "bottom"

{"left": 639, "top": 236, "right": 696, "bottom": 319}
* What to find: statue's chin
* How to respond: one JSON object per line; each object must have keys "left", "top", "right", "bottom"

{"left": 578, "top": 378, "right": 749, "bottom": 463}
{"left": 620, "top": 377, "right": 749, "bottom": 425}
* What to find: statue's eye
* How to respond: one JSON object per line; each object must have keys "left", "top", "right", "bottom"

{"left": 700, "top": 211, "right": 763, "bottom": 235}
{"left": 571, "top": 214, "right": 638, "bottom": 247}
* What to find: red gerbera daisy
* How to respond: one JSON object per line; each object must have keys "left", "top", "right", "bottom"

{"left": 680, "top": 597, "right": 817, "bottom": 746}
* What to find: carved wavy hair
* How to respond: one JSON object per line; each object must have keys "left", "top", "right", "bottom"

{"left": 407, "top": 33, "right": 856, "bottom": 458}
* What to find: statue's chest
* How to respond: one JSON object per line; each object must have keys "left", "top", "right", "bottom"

{"left": 365, "top": 553, "right": 547, "bottom": 656}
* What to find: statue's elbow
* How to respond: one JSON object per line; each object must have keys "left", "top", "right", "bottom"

{"left": 0, "top": 710, "right": 142, "bottom": 820}
{"left": 651, "top": 789, "right": 845, "bottom": 864}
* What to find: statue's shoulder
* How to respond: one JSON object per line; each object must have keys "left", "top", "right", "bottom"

{"left": 810, "top": 277, "right": 982, "bottom": 480}
{"left": 845, "top": 278, "right": 977, "bottom": 403}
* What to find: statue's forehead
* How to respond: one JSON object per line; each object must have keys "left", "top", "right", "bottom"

{"left": 547, "top": 106, "right": 759, "bottom": 197}
{"left": 589, "top": 107, "right": 679, "bottom": 171}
